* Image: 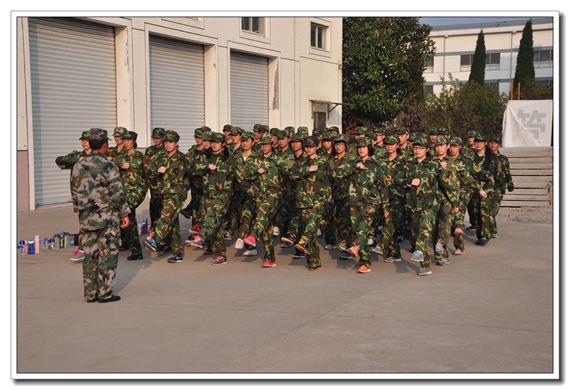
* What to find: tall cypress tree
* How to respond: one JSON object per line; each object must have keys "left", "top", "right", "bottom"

{"left": 468, "top": 30, "right": 486, "bottom": 86}
{"left": 513, "top": 19, "right": 535, "bottom": 91}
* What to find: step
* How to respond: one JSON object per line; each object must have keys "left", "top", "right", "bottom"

{"left": 510, "top": 169, "right": 553, "bottom": 176}
{"left": 507, "top": 163, "right": 552, "bottom": 169}
{"left": 501, "top": 200, "right": 550, "bottom": 207}
{"left": 503, "top": 194, "right": 550, "bottom": 201}
{"left": 512, "top": 176, "right": 552, "bottom": 188}
{"left": 508, "top": 157, "right": 553, "bottom": 164}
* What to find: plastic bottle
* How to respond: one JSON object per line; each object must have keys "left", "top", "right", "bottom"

{"left": 40, "top": 238, "right": 45, "bottom": 253}
{"left": 70, "top": 234, "right": 75, "bottom": 246}
{"left": 18, "top": 245, "right": 24, "bottom": 256}
{"left": 28, "top": 239, "right": 35, "bottom": 255}
{"left": 48, "top": 238, "right": 55, "bottom": 251}
{"left": 59, "top": 232, "right": 65, "bottom": 249}
{"left": 44, "top": 238, "right": 48, "bottom": 252}
{"left": 19, "top": 240, "right": 27, "bottom": 255}
{"left": 34, "top": 235, "right": 40, "bottom": 253}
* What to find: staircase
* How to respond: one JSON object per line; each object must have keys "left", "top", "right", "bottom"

{"left": 499, "top": 147, "right": 553, "bottom": 207}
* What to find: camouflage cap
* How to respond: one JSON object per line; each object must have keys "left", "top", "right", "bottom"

{"left": 449, "top": 136, "right": 462, "bottom": 146}
{"left": 365, "top": 129, "right": 376, "bottom": 140}
{"left": 357, "top": 137, "right": 373, "bottom": 148}
{"left": 89, "top": 128, "right": 110, "bottom": 141}
{"left": 322, "top": 131, "right": 334, "bottom": 141}
{"left": 354, "top": 126, "right": 367, "bottom": 135}
{"left": 122, "top": 131, "right": 138, "bottom": 140}
{"left": 384, "top": 135, "right": 399, "bottom": 145}
{"left": 202, "top": 126, "right": 212, "bottom": 132}
{"left": 438, "top": 127, "right": 449, "bottom": 136}
{"left": 394, "top": 127, "right": 408, "bottom": 135}
{"left": 202, "top": 131, "right": 213, "bottom": 141}
{"left": 258, "top": 125, "right": 269, "bottom": 133}
{"left": 297, "top": 126, "right": 309, "bottom": 135}
{"left": 414, "top": 134, "right": 428, "bottom": 147}
{"left": 303, "top": 135, "right": 319, "bottom": 147}
{"left": 194, "top": 128, "right": 204, "bottom": 138}
{"left": 488, "top": 134, "right": 502, "bottom": 143}
{"left": 277, "top": 130, "right": 290, "bottom": 139}
{"left": 428, "top": 128, "right": 439, "bottom": 136}
{"left": 164, "top": 130, "right": 180, "bottom": 142}
{"left": 290, "top": 133, "right": 304, "bottom": 142}
{"left": 258, "top": 134, "right": 274, "bottom": 145}
{"left": 253, "top": 124, "right": 262, "bottom": 131}
{"left": 284, "top": 126, "right": 295, "bottom": 136}
{"left": 113, "top": 127, "right": 128, "bottom": 137}
{"left": 313, "top": 128, "right": 324, "bottom": 137}
{"left": 223, "top": 124, "right": 233, "bottom": 132}
{"left": 467, "top": 130, "right": 477, "bottom": 138}
{"left": 473, "top": 132, "right": 487, "bottom": 142}
{"left": 79, "top": 131, "right": 90, "bottom": 140}
{"left": 334, "top": 134, "right": 348, "bottom": 143}
{"left": 328, "top": 126, "right": 340, "bottom": 134}
{"left": 408, "top": 133, "right": 417, "bottom": 143}
{"left": 270, "top": 127, "right": 280, "bottom": 136}
{"left": 230, "top": 127, "right": 244, "bottom": 136}
{"left": 434, "top": 135, "right": 449, "bottom": 146}
{"left": 210, "top": 132, "right": 225, "bottom": 143}
{"left": 242, "top": 132, "right": 255, "bottom": 141}
{"left": 151, "top": 127, "right": 165, "bottom": 138}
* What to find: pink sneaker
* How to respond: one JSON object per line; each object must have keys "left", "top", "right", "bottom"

{"left": 454, "top": 227, "right": 464, "bottom": 235}
{"left": 453, "top": 249, "right": 465, "bottom": 255}
{"left": 70, "top": 250, "right": 85, "bottom": 261}
{"left": 189, "top": 225, "right": 201, "bottom": 235}
{"left": 262, "top": 261, "right": 276, "bottom": 268}
{"left": 243, "top": 235, "right": 256, "bottom": 249}
{"left": 190, "top": 235, "right": 203, "bottom": 248}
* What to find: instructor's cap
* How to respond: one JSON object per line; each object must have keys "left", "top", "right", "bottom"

{"left": 89, "top": 128, "right": 109, "bottom": 141}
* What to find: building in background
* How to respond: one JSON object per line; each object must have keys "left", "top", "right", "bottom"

{"left": 16, "top": 16, "right": 343, "bottom": 211}
{"left": 423, "top": 18, "right": 553, "bottom": 96}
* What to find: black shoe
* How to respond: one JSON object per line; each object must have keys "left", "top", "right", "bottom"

{"left": 127, "top": 252, "right": 143, "bottom": 261}
{"left": 98, "top": 295, "right": 121, "bottom": 303}
{"left": 157, "top": 242, "right": 166, "bottom": 252}
{"left": 467, "top": 225, "right": 476, "bottom": 230}
{"left": 180, "top": 208, "right": 192, "bottom": 219}
{"left": 162, "top": 246, "right": 172, "bottom": 253}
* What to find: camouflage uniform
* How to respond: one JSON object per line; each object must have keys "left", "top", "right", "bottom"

{"left": 105, "top": 127, "right": 128, "bottom": 161}
{"left": 191, "top": 132, "right": 233, "bottom": 259}
{"left": 71, "top": 128, "right": 130, "bottom": 302}
{"left": 146, "top": 130, "right": 189, "bottom": 258}
{"left": 489, "top": 134, "right": 513, "bottom": 237}
{"left": 55, "top": 131, "right": 91, "bottom": 171}
{"left": 288, "top": 136, "right": 331, "bottom": 269}
{"left": 115, "top": 131, "right": 149, "bottom": 257}
{"left": 279, "top": 134, "right": 306, "bottom": 244}
{"left": 470, "top": 133, "right": 505, "bottom": 243}
{"left": 404, "top": 135, "right": 459, "bottom": 269}
{"left": 273, "top": 131, "right": 296, "bottom": 237}
{"left": 145, "top": 128, "right": 166, "bottom": 229}
{"left": 334, "top": 137, "right": 390, "bottom": 269}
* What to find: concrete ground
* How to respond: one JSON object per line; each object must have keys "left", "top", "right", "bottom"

{"left": 13, "top": 197, "right": 556, "bottom": 379}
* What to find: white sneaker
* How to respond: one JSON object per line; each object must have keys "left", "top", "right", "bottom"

{"left": 273, "top": 227, "right": 280, "bottom": 236}
{"left": 367, "top": 237, "right": 375, "bottom": 246}
{"left": 70, "top": 250, "right": 85, "bottom": 261}
{"left": 324, "top": 244, "right": 338, "bottom": 250}
{"left": 243, "top": 249, "right": 258, "bottom": 256}
{"left": 371, "top": 245, "right": 383, "bottom": 255}
{"left": 234, "top": 238, "right": 244, "bottom": 249}
{"left": 435, "top": 242, "right": 444, "bottom": 254}
{"left": 384, "top": 257, "right": 402, "bottom": 263}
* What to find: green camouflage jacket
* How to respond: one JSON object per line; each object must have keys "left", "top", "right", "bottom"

{"left": 378, "top": 153, "right": 407, "bottom": 199}
{"left": 55, "top": 150, "right": 90, "bottom": 170}
{"left": 105, "top": 145, "right": 124, "bottom": 161}
{"left": 287, "top": 154, "right": 331, "bottom": 209}
{"left": 404, "top": 156, "right": 460, "bottom": 212}
{"left": 70, "top": 151, "right": 131, "bottom": 232}
{"left": 114, "top": 149, "right": 150, "bottom": 208}
{"left": 452, "top": 154, "right": 481, "bottom": 197}
{"left": 471, "top": 150, "right": 505, "bottom": 192}
{"left": 190, "top": 150, "right": 233, "bottom": 198}
{"left": 145, "top": 144, "right": 165, "bottom": 194}
{"left": 154, "top": 150, "right": 190, "bottom": 197}
{"left": 373, "top": 144, "right": 388, "bottom": 160}
{"left": 232, "top": 148, "right": 262, "bottom": 197}
{"left": 328, "top": 152, "right": 358, "bottom": 201}
{"left": 495, "top": 152, "right": 514, "bottom": 194}
{"left": 245, "top": 152, "right": 285, "bottom": 196}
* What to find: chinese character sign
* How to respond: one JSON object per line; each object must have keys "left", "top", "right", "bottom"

{"left": 502, "top": 100, "right": 553, "bottom": 147}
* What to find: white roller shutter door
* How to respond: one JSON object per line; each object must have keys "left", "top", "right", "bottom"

{"left": 149, "top": 35, "right": 205, "bottom": 151}
{"left": 230, "top": 51, "right": 269, "bottom": 131}
{"left": 28, "top": 17, "right": 117, "bottom": 206}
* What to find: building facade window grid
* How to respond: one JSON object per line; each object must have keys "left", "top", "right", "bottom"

{"left": 310, "top": 23, "right": 326, "bottom": 49}
{"left": 242, "top": 17, "right": 264, "bottom": 35}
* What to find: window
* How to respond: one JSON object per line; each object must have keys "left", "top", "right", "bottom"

{"left": 460, "top": 54, "right": 473, "bottom": 71}
{"left": 484, "top": 81, "right": 500, "bottom": 92}
{"left": 538, "top": 79, "right": 553, "bottom": 87}
{"left": 534, "top": 49, "right": 553, "bottom": 68}
{"left": 486, "top": 53, "right": 500, "bottom": 70}
{"left": 425, "top": 56, "right": 434, "bottom": 73}
{"left": 311, "top": 23, "right": 327, "bottom": 49}
{"left": 242, "top": 17, "right": 264, "bottom": 35}
{"left": 314, "top": 112, "right": 326, "bottom": 129}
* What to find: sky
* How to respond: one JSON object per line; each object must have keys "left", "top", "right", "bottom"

{"left": 419, "top": 17, "right": 537, "bottom": 26}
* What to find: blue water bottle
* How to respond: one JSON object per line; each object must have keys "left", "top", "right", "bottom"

{"left": 28, "top": 239, "right": 35, "bottom": 255}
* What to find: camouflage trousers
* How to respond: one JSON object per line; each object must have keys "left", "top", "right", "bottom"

{"left": 327, "top": 197, "right": 351, "bottom": 247}
{"left": 472, "top": 191, "right": 495, "bottom": 240}
{"left": 181, "top": 182, "right": 203, "bottom": 223}
{"left": 411, "top": 207, "right": 438, "bottom": 267}
{"left": 379, "top": 195, "right": 404, "bottom": 260}
{"left": 433, "top": 200, "right": 453, "bottom": 261}
{"left": 349, "top": 202, "right": 378, "bottom": 267}
{"left": 238, "top": 195, "right": 257, "bottom": 239}
{"left": 490, "top": 191, "right": 503, "bottom": 235}
{"left": 298, "top": 201, "right": 326, "bottom": 268}
{"left": 226, "top": 189, "right": 244, "bottom": 236}
{"left": 151, "top": 194, "right": 186, "bottom": 256}
{"left": 198, "top": 193, "right": 232, "bottom": 257}
{"left": 149, "top": 190, "right": 162, "bottom": 230}
{"left": 82, "top": 225, "right": 120, "bottom": 301}
{"left": 452, "top": 190, "right": 473, "bottom": 252}
{"left": 273, "top": 188, "right": 296, "bottom": 237}
{"left": 121, "top": 197, "right": 144, "bottom": 255}
{"left": 250, "top": 192, "right": 281, "bottom": 262}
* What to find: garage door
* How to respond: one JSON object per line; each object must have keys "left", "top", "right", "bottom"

{"left": 230, "top": 51, "right": 269, "bottom": 131}
{"left": 28, "top": 17, "right": 117, "bottom": 206}
{"left": 149, "top": 35, "right": 205, "bottom": 151}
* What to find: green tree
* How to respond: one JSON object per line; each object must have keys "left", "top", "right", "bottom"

{"left": 468, "top": 30, "right": 486, "bottom": 86}
{"left": 513, "top": 19, "right": 535, "bottom": 92}
{"left": 342, "top": 17, "right": 435, "bottom": 129}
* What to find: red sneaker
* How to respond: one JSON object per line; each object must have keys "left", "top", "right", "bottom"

{"left": 347, "top": 246, "right": 360, "bottom": 261}
{"left": 357, "top": 265, "right": 371, "bottom": 273}
{"left": 243, "top": 235, "right": 256, "bottom": 249}
{"left": 262, "top": 261, "right": 276, "bottom": 268}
